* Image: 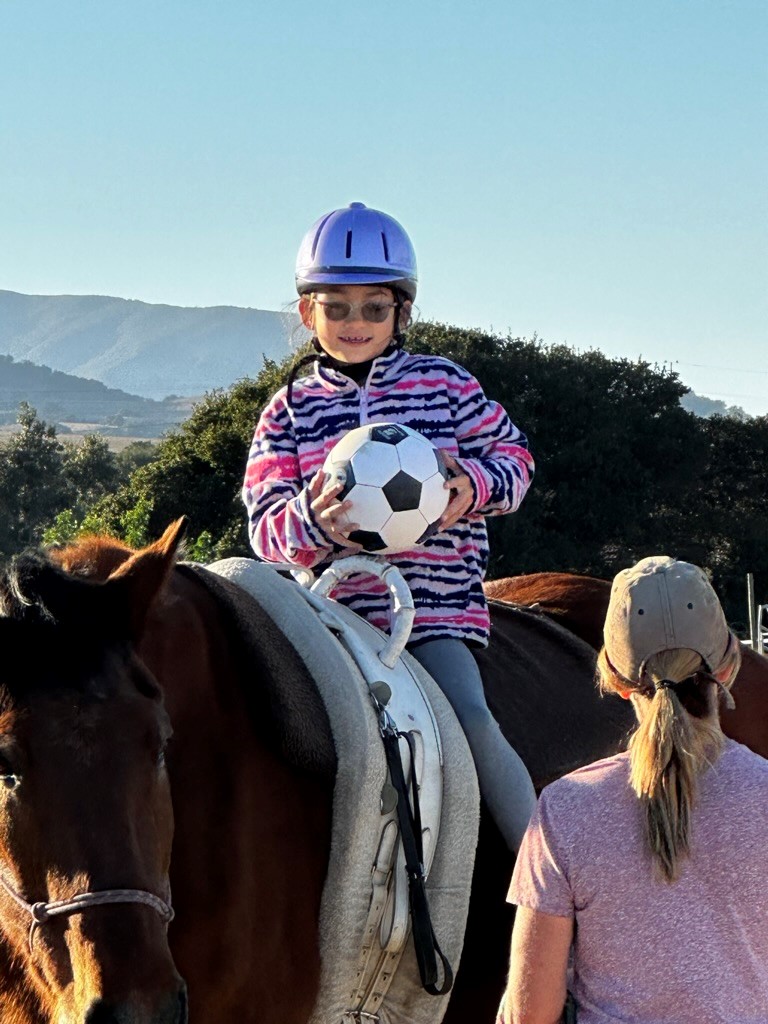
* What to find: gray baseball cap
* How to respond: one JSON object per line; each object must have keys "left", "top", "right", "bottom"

{"left": 604, "top": 555, "right": 731, "bottom": 682}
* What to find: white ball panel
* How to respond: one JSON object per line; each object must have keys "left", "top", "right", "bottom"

{"left": 323, "top": 425, "right": 372, "bottom": 467}
{"left": 379, "top": 509, "right": 430, "bottom": 552}
{"left": 419, "top": 473, "right": 450, "bottom": 523}
{"left": 344, "top": 484, "right": 395, "bottom": 532}
{"left": 394, "top": 435, "right": 443, "bottom": 482}
{"left": 349, "top": 440, "right": 402, "bottom": 486}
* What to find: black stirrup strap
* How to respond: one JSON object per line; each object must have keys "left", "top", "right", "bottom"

{"left": 380, "top": 722, "right": 453, "bottom": 996}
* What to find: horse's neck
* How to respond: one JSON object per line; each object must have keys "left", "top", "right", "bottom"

{"left": 140, "top": 569, "right": 332, "bottom": 1022}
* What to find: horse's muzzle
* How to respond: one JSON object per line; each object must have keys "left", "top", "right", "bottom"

{"left": 83, "top": 983, "right": 188, "bottom": 1024}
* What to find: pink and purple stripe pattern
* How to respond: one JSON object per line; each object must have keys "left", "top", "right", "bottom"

{"left": 242, "top": 347, "right": 534, "bottom": 646}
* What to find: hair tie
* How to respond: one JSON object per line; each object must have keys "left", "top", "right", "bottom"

{"left": 654, "top": 678, "right": 678, "bottom": 693}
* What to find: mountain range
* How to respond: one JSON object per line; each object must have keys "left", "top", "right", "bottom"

{"left": 0, "top": 289, "right": 748, "bottom": 426}
{"left": 0, "top": 289, "right": 298, "bottom": 401}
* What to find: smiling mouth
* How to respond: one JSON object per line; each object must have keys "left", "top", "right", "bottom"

{"left": 339, "top": 336, "right": 373, "bottom": 344}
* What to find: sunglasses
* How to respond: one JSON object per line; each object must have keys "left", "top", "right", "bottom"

{"left": 312, "top": 298, "right": 397, "bottom": 323}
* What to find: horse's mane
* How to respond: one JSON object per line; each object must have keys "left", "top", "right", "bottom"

{"left": 0, "top": 549, "right": 68, "bottom": 623}
{"left": 0, "top": 531, "right": 145, "bottom": 621}
{"left": 0, "top": 543, "right": 154, "bottom": 705}
{"left": 49, "top": 533, "right": 141, "bottom": 580}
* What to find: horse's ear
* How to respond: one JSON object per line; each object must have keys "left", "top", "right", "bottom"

{"left": 107, "top": 519, "right": 189, "bottom": 641}
{"left": 153, "top": 517, "right": 189, "bottom": 558}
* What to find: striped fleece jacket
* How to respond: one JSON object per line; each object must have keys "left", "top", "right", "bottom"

{"left": 242, "top": 347, "right": 534, "bottom": 647}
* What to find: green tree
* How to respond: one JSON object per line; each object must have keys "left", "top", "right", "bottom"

{"left": 407, "top": 324, "right": 705, "bottom": 579}
{"left": 0, "top": 403, "right": 67, "bottom": 556}
{"left": 0, "top": 408, "right": 137, "bottom": 556}
{"left": 42, "top": 325, "right": 768, "bottom": 627}
{"left": 83, "top": 359, "right": 288, "bottom": 559}
{"left": 61, "top": 433, "right": 121, "bottom": 508}
{"left": 116, "top": 440, "right": 160, "bottom": 477}
{"left": 684, "top": 413, "right": 768, "bottom": 628}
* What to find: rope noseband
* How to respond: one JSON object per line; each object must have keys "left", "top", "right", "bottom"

{"left": 0, "top": 871, "right": 174, "bottom": 951}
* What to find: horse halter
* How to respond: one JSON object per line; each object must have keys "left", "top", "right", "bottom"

{"left": 0, "top": 869, "right": 174, "bottom": 951}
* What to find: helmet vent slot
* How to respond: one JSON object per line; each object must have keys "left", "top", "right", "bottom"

{"left": 381, "top": 232, "right": 390, "bottom": 262}
{"left": 345, "top": 230, "right": 353, "bottom": 259}
{"left": 311, "top": 213, "right": 333, "bottom": 259}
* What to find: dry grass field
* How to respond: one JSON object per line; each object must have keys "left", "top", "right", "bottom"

{"left": 0, "top": 423, "right": 161, "bottom": 453}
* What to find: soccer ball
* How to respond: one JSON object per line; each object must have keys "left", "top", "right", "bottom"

{"left": 322, "top": 422, "right": 450, "bottom": 554}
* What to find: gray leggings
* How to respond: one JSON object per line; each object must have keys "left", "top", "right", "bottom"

{"left": 409, "top": 637, "right": 536, "bottom": 853}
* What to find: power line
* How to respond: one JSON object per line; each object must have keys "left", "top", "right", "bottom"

{"left": 676, "top": 361, "right": 768, "bottom": 376}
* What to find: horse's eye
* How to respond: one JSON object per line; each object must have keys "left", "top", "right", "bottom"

{"left": 156, "top": 730, "right": 173, "bottom": 770}
{"left": 0, "top": 758, "right": 20, "bottom": 791}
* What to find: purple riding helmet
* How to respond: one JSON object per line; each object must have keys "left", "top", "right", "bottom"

{"left": 295, "top": 202, "right": 418, "bottom": 301}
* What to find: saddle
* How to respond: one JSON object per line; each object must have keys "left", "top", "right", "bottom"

{"left": 204, "top": 555, "right": 479, "bottom": 1024}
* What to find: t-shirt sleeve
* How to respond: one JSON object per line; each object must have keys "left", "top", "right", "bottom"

{"left": 507, "top": 787, "right": 575, "bottom": 919}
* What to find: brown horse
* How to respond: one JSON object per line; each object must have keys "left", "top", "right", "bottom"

{"left": 0, "top": 525, "right": 636, "bottom": 1024}
{"left": 484, "top": 571, "right": 768, "bottom": 759}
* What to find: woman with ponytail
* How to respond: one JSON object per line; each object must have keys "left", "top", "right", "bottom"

{"left": 498, "top": 556, "right": 768, "bottom": 1024}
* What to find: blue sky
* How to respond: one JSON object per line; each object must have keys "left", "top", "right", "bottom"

{"left": 1, "top": 0, "right": 766, "bottom": 413}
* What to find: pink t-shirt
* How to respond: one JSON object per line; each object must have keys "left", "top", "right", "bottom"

{"left": 507, "top": 739, "right": 768, "bottom": 1024}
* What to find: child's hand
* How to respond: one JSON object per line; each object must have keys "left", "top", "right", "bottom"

{"left": 307, "top": 470, "right": 363, "bottom": 550}
{"left": 439, "top": 452, "right": 474, "bottom": 529}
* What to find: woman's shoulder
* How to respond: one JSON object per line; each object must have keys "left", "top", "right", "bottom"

{"left": 719, "top": 738, "right": 768, "bottom": 780}
{"left": 523, "top": 754, "right": 635, "bottom": 857}
{"left": 540, "top": 752, "right": 631, "bottom": 811}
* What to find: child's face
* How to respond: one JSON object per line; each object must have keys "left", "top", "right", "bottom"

{"left": 299, "top": 284, "right": 402, "bottom": 364}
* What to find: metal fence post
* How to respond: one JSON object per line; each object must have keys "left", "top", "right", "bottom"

{"left": 747, "top": 573, "right": 757, "bottom": 650}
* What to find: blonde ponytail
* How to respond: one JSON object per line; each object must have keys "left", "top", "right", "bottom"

{"left": 597, "top": 647, "right": 727, "bottom": 881}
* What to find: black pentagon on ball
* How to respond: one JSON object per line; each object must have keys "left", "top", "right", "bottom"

{"left": 370, "top": 423, "right": 409, "bottom": 445}
{"left": 435, "top": 449, "right": 451, "bottom": 480}
{"left": 348, "top": 529, "right": 388, "bottom": 552}
{"left": 336, "top": 463, "right": 355, "bottom": 500}
{"left": 382, "top": 471, "right": 422, "bottom": 512}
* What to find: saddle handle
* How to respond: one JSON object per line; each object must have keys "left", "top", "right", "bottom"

{"left": 310, "top": 556, "right": 416, "bottom": 668}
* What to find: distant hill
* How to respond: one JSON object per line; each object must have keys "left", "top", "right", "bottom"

{"left": 0, "top": 290, "right": 298, "bottom": 400}
{"left": 1, "top": 290, "right": 751, "bottom": 423}
{"left": 680, "top": 391, "right": 750, "bottom": 420}
{"left": 0, "top": 355, "right": 191, "bottom": 437}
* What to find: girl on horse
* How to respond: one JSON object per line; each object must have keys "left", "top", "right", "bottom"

{"left": 242, "top": 201, "right": 536, "bottom": 851}
{"left": 500, "top": 555, "right": 768, "bottom": 1023}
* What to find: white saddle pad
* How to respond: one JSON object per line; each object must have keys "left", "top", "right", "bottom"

{"left": 206, "top": 557, "right": 479, "bottom": 1024}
